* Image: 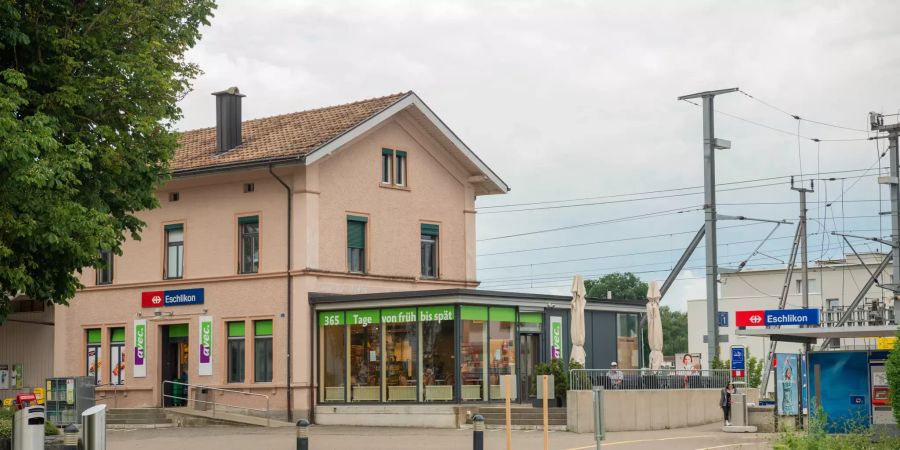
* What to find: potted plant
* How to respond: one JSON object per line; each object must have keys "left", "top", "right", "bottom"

{"left": 534, "top": 358, "right": 570, "bottom": 407}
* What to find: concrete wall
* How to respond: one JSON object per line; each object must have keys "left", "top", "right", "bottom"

{"left": 0, "top": 308, "right": 54, "bottom": 399}
{"left": 314, "top": 404, "right": 458, "bottom": 428}
{"left": 567, "top": 389, "right": 761, "bottom": 433}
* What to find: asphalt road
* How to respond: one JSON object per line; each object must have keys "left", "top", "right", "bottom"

{"left": 108, "top": 422, "right": 774, "bottom": 450}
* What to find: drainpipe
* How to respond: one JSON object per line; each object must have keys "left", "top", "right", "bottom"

{"left": 268, "top": 165, "right": 293, "bottom": 422}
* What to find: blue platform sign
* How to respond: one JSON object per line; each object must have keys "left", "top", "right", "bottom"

{"left": 731, "top": 346, "right": 746, "bottom": 371}
{"left": 718, "top": 311, "right": 729, "bottom": 327}
{"left": 765, "top": 308, "right": 819, "bottom": 326}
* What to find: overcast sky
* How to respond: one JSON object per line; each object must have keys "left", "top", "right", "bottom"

{"left": 177, "top": 0, "right": 900, "bottom": 310}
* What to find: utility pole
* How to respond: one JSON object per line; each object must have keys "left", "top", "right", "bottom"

{"left": 872, "top": 112, "right": 900, "bottom": 289}
{"left": 678, "top": 87, "right": 738, "bottom": 365}
{"left": 792, "top": 177, "right": 813, "bottom": 357}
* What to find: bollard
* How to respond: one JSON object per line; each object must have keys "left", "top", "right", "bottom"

{"left": 472, "top": 414, "right": 484, "bottom": 450}
{"left": 296, "top": 419, "right": 310, "bottom": 450}
{"left": 63, "top": 424, "right": 80, "bottom": 450}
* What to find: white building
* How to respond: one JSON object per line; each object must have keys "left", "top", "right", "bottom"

{"left": 688, "top": 252, "right": 896, "bottom": 370}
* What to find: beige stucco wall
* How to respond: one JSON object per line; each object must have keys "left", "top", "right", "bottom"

{"left": 54, "top": 113, "right": 493, "bottom": 419}
{"left": 0, "top": 308, "right": 54, "bottom": 399}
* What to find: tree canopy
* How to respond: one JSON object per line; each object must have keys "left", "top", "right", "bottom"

{"left": 585, "top": 272, "right": 648, "bottom": 300}
{"left": 0, "top": 0, "right": 215, "bottom": 320}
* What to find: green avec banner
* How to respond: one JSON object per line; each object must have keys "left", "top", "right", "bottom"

{"left": 347, "top": 309, "right": 379, "bottom": 326}
{"left": 381, "top": 307, "right": 417, "bottom": 323}
{"left": 419, "top": 305, "right": 454, "bottom": 322}
{"left": 319, "top": 311, "right": 344, "bottom": 327}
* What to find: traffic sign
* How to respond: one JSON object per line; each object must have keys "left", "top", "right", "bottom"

{"left": 718, "top": 311, "right": 729, "bottom": 327}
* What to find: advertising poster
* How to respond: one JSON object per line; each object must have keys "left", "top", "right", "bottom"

{"left": 11, "top": 364, "right": 22, "bottom": 389}
{"left": 87, "top": 345, "right": 99, "bottom": 383}
{"left": 776, "top": 353, "right": 799, "bottom": 416}
{"left": 111, "top": 344, "right": 126, "bottom": 385}
{"left": 0, "top": 365, "right": 8, "bottom": 389}
{"left": 134, "top": 319, "right": 147, "bottom": 377}
{"left": 199, "top": 315, "right": 213, "bottom": 376}
{"left": 549, "top": 316, "right": 563, "bottom": 360}
{"left": 676, "top": 353, "right": 702, "bottom": 374}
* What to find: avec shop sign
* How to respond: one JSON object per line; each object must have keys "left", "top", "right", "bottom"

{"left": 735, "top": 308, "right": 820, "bottom": 327}
{"left": 141, "top": 288, "right": 204, "bottom": 308}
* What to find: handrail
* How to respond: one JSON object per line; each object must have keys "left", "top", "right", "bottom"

{"left": 94, "top": 382, "right": 123, "bottom": 408}
{"left": 162, "top": 380, "right": 270, "bottom": 426}
{"left": 569, "top": 368, "right": 735, "bottom": 391}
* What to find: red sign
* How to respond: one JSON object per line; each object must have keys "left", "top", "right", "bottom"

{"left": 735, "top": 310, "right": 765, "bottom": 327}
{"left": 141, "top": 291, "right": 164, "bottom": 308}
{"left": 732, "top": 370, "right": 744, "bottom": 378}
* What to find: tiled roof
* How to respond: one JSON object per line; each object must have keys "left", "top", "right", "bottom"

{"left": 173, "top": 92, "right": 410, "bottom": 173}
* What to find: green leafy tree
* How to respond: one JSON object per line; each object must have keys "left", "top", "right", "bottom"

{"left": 0, "top": 0, "right": 215, "bottom": 320}
{"left": 660, "top": 305, "right": 687, "bottom": 355}
{"left": 746, "top": 356, "right": 762, "bottom": 389}
{"left": 886, "top": 332, "right": 900, "bottom": 423}
{"left": 585, "top": 272, "right": 648, "bottom": 300}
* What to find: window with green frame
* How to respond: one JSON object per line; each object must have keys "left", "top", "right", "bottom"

{"left": 238, "top": 216, "right": 259, "bottom": 274}
{"left": 254, "top": 320, "right": 273, "bottom": 383}
{"left": 227, "top": 322, "right": 245, "bottom": 383}
{"left": 86, "top": 329, "right": 101, "bottom": 384}
{"left": 347, "top": 216, "right": 367, "bottom": 273}
{"left": 110, "top": 327, "right": 125, "bottom": 385}
{"left": 420, "top": 224, "right": 439, "bottom": 278}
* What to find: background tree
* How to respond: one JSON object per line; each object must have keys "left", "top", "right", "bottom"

{"left": 585, "top": 272, "right": 648, "bottom": 300}
{"left": 586, "top": 272, "right": 689, "bottom": 357}
{"left": 0, "top": 0, "right": 215, "bottom": 320}
{"left": 746, "top": 356, "right": 763, "bottom": 389}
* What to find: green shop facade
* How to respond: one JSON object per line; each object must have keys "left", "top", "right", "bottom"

{"left": 311, "top": 289, "right": 645, "bottom": 405}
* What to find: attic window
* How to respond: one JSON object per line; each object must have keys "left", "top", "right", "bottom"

{"left": 380, "top": 148, "right": 407, "bottom": 187}
{"left": 169, "top": 192, "right": 180, "bottom": 202}
{"left": 243, "top": 183, "right": 255, "bottom": 193}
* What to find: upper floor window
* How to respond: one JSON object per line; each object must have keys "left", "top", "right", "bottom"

{"left": 795, "top": 278, "right": 819, "bottom": 294}
{"left": 347, "top": 216, "right": 367, "bottom": 274}
{"left": 421, "top": 224, "right": 439, "bottom": 278}
{"left": 239, "top": 216, "right": 259, "bottom": 274}
{"left": 97, "top": 249, "right": 114, "bottom": 285}
{"left": 381, "top": 148, "right": 407, "bottom": 187}
{"left": 165, "top": 224, "right": 184, "bottom": 279}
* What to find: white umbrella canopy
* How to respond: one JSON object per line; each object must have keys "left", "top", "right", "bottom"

{"left": 570, "top": 275, "right": 587, "bottom": 366}
{"left": 646, "top": 281, "right": 664, "bottom": 369}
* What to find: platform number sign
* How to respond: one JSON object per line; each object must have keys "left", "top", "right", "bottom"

{"left": 730, "top": 346, "right": 746, "bottom": 378}
{"left": 718, "top": 312, "right": 729, "bottom": 327}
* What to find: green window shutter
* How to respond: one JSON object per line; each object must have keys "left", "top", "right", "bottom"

{"left": 382, "top": 148, "right": 394, "bottom": 155}
{"left": 228, "top": 322, "right": 245, "bottom": 338}
{"left": 490, "top": 307, "right": 516, "bottom": 323}
{"left": 110, "top": 328, "right": 126, "bottom": 343}
{"left": 519, "top": 312, "right": 543, "bottom": 324}
{"left": 164, "top": 223, "right": 183, "bottom": 231}
{"left": 169, "top": 324, "right": 189, "bottom": 338}
{"left": 347, "top": 215, "right": 368, "bottom": 223}
{"left": 421, "top": 224, "right": 439, "bottom": 236}
{"left": 461, "top": 305, "right": 488, "bottom": 321}
{"left": 87, "top": 329, "right": 101, "bottom": 344}
{"left": 255, "top": 320, "right": 273, "bottom": 336}
{"left": 238, "top": 215, "right": 259, "bottom": 225}
{"left": 396, "top": 150, "right": 407, "bottom": 157}
{"left": 347, "top": 219, "right": 366, "bottom": 249}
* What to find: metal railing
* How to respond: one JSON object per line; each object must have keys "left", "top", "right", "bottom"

{"left": 821, "top": 305, "right": 895, "bottom": 327}
{"left": 570, "top": 369, "right": 735, "bottom": 391}
{"left": 161, "top": 380, "right": 270, "bottom": 426}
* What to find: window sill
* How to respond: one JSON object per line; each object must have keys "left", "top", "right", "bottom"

{"left": 379, "top": 183, "right": 411, "bottom": 192}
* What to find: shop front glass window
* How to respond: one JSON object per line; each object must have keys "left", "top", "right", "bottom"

{"left": 86, "top": 328, "right": 101, "bottom": 385}
{"left": 420, "top": 306, "right": 455, "bottom": 402}
{"left": 488, "top": 307, "right": 517, "bottom": 400}
{"left": 349, "top": 310, "right": 381, "bottom": 401}
{"left": 460, "top": 306, "right": 487, "bottom": 401}
{"left": 383, "top": 308, "right": 417, "bottom": 402}
{"left": 110, "top": 328, "right": 126, "bottom": 385}
{"left": 319, "top": 312, "right": 346, "bottom": 402}
{"left": 617, "top": 313, "right": 639, "bottom": 369}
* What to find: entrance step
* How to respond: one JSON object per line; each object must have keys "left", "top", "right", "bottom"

{"left": 474, "top": 407, "right": 568, "bottom": 426}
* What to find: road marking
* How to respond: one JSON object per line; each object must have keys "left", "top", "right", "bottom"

{"left": 696, "top": 443, "right": 757, "bottom": 450}
{"left": 564, "top": 434, "right": 717, "bottom": 450}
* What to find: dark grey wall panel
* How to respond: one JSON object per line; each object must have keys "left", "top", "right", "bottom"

{"left": 584, "top": 310, "right": 617, "bottom": 370}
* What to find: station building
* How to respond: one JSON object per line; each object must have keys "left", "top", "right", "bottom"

{"left": 28, "top": 89, "right": 644, "bottom": 422}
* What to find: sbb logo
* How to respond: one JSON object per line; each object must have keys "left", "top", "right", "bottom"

{"left": 735, "top": 310, "right": 766, "bottom": 327}
{"left": 141, "top": 291, "right": 165, "bottom": 308}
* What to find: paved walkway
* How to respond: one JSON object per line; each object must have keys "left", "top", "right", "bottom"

{"left": 108, "top": 422, "right": 774, "bottom": 450}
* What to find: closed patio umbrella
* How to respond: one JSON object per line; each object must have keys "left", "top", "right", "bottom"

{"left": 646, "top": 281, "right": 664, "bottom": 370}
{"left": 570, "top": 275, "right": 587, "bottom": 366}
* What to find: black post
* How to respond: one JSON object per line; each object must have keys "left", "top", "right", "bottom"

{"left": 296, "top": 419, "right": 309, "bottom": 450}
{"left": 472, "top": 414, "right": 484, "bottom": 450}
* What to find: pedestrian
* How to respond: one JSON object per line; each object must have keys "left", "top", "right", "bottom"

{"left": 720, "top": 381, "right": 735, "bottom": 426}
{"left": 608, "top": 362, "right": 624, "bottom": 389}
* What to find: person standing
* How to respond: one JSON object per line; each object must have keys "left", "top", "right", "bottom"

{"left": 608, "top": 362, "right": 624, "bottom": 389}
{"left": 720, "top": 381, "right": 735, "bottom": 426}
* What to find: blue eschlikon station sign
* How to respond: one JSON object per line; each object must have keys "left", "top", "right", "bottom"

{"left": 735, "top": 308, "right": 820, "bottom": 327}
{"left": 731, "top": 346, "right": 746, "bottom": 377}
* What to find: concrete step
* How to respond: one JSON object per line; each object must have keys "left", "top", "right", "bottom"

{"left": 478, "top": 413, "right": 567, "bottom": 420}
{"left": 477, "top": 407, "right": 566, "bottom": 413}
{"left": 483, "top": 418, "right": 567, "bottom": 426}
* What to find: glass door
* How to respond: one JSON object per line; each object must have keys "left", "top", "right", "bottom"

{"left": 519, "top": 333, "right": 540, "bottom": 402}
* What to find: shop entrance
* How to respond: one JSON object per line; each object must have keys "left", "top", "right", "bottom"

{"left": 161, "top": 323, "right": 189, "bottom": 407}
{"left": 519, "top": 333, "right": 541, "bottom": 402}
